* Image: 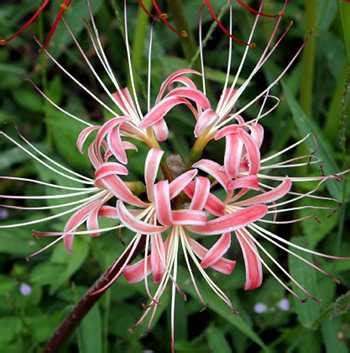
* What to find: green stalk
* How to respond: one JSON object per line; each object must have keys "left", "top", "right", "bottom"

{"left": 300, "top": 0, "right": 317, "bottom": 116}
{"left": 130, "top": 0, "right": 152, "bottom": 91}
{"left": 166, "top": 0, "right": 200, "bottom": 69}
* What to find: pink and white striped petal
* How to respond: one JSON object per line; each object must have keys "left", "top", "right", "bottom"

{"left": 107, "top": 126, "right": 128, "bottom": 164}
{"left": 200, "top": 233, "right": 231, "bottom": 269}
{"left": 194, "top": 109, "right": 217, "bottom": 137}
{"left": 172, "top": 210, "right": 207, "bottom": 225}
{"left": 188, "top": 238, "right": 236, "bottom": 275}
{"left": 76, "top": 126, "right": 98, "bottom": 153}
{"left": 98, "top": 206, "right": 119, "bottom": 219}
{"left": 124, "top": 257, "right": 151, "bottom": 283}
{"left": 101, "top": 175, "right": 147, "bottom": 207}
{"left": 139, "top": 96, "right": 189, "bottom": 129}
{"left": 87, "top": 204, "right": 102, "bottom": 237}
{"left": 190, "top": 176, "right": 211, "bottom": 210}
{"left": 229, "top": 175, "right": 260, "bottom": 191}
{"left": 113, "top": 88, "right": 138, "bottom": 116}
{"left": 166, "top": 87, "right": 211, "bottom": 111}
{"left": 193, "top": 159, "right": 230, "bottom": 191}
{"left": 153, "top": 180, "right": 173, "bottom": 226}
{"left": 145, "top": 148, "right": 164, "bottom": 201}
{"left": 236, "top": 179, "right": 292, "bottom": 206}
{"left": 169, "top": 169, "right": 198, "bottom": 199}
{"left": 189, "top": 205, "right": 267, "bottom": 235}
{"left": 236, "top": 229, "right": 263, "bottom": 290}
{"left": 156, "top": 69, "right": 200, "bottom": 102}
{"left": 224, "top": 134, "right": 244, "bottom": 178}
{"left": 238, "top": 129, "right": 261, "bottom": 175}
{"left": 152, "top": 119, "right": 169, "bottom": 142}
{"left": 95, "top": 162, "right": 128, "bottom": 184}
{"left": 117, "top": 201, "right": 168, "bottom": 234}
{"left": 151, "top": 233, "right": 166, "bottom": 283}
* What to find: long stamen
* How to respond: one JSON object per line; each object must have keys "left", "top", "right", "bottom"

{"left": 0, "top": 176, "right": 90, "bottom": 191}
{"left": 63, "top": 19, "right": 129, "bottom": 115}
{"left": 236, "top": 229, "right": 304, "bottom": 301}
{"left": 198, "top": 11, "right": 207, "bottom": 96}
{"left": 35, "top": 37, "right": 120, "bottom": 118}
{"left": 147, "top": 24, "right": 154, "bottom": 111}
{"left": 249, "top": 224, "right": 341, "bottom": 283}
{"left": 123, "top": 0, "right": 143, "bottom": 120}
{"left": 247, "top": 231, "right": 319, "bottom": 302}
{"left": 0, "top": 192, "right": 104, "bottom": 229}
{"left": 216, "top": 3, "right": 233, "bottom": 112}
{"left": 27, "top": 235, "right": 64, "bottom": 260}
{"left": 180, "top": 232, "right": 206, "bottom": 306}
{"left": 18, "top": 132, "right": 93, "bottom": 183}
{"left": 29, "top": 80, "right": 92, "bottom": 127}
{"left": 252, "top": 224, "right": 350, "bottom": 260}
{"left": 0, "top": 132, "right": 93, "bottom": 185}
{"left": 170, "top": 233, "right": 179, "bottom": 353}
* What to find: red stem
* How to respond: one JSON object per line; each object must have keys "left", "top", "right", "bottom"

{"left": 43, "top": 236, "right": 145, "bottom": 353}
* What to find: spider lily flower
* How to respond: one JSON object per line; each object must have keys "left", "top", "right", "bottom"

{"left": 110, "top": 147, "right": 267, "bottom": 349}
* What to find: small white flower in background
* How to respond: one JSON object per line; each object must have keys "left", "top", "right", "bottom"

{"left": 277, "top": 298, "right": 290, "bottom": 311}
{"left": 254, "top": 302, "right": 268, "bottom": 314}
{"left": 19, "top": 283, "right": 32, "bottom": 296}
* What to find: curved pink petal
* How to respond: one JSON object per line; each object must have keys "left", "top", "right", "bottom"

{"left": 156, "top": 68, "right": 200, "bottom": 102}
{"left": 169, "top": 169, "right": 197, "bottom": 199}
{"left": 96, "top": 117, "right": 127, "bottom": 151}
{"left": 113, "top": 88, "right": 137, "bottom": 116}
{"left": 236, "top": 179, "right": 292, "bottom": 206}
{"left": 224, "top": 134, "right": 244, "bottom": 178}
{"left": 236, "top": 229, "right": 263, "bottom": 290}
{"left": 238, "top": 129, "right": 261, "bottom": 175}
{"left": 214, "top": 125, "right": 240, "bottom": 140}
{"left": 194, "top": 109, "right": 217, "bottom": 137}
{"left": 63, "top": 200, "right": 100, "bottom": 252}
{"left": 107, "top": 126, "right": 128, "bottom": 164}
{"left": 98, "top": 206, "right": 118, "bottom": 219}
{"left": 145, "top": 148, "right": 164, "bottom": 201}
{"left": 151, "top": 233, "right": 166, "bottom": 283}
{"left": 229, "top": 175, "right": 260, "bottom": 191}
{"left": 88, "top": 143, "right": 103, "bottom": 169}
{"left": 139, "top": 96, "right": 189, "bottom": 129}
{"left": 101, "top": 175, "right": 147, "bottom": 207}
{"left": 154, "top": 180, "right": 173, "bottom": 226}
{"left": 172, "top": 209, "right": 207, "bottom": 225}
{"left": 190, "top": 176, "right": 210, "bottom": 211}
{"left": 188, "top": 238, "right": 236, "bottom": 275}
{"left": 193, "top": 159, "right": 230, "bottom": 191}
{"left": 184, "top": 181, "right": 225, "bottom": 217}
{"left": 76, "top": 126, "right": 98, "bottom": 153}
{"left": 117, "top": 201, "right": 168, "bottom": 234}
{"left": 87, "top": 204, "right": 101, "bottom": 237}
{"left": 166, "top": 87, "right": 211, "bottom": 110}
{"left": 250, "top": 123, "right": 264, "bottom": 148}
{"left": 189, "top": 205, "right": 267, "bottom": 235}
{"left": 124, "top": 257, "right": 151, "bottom": 283}
{"left": 123, "top": 141, "right": 138, "bottom": 151}
{"left": 95, "top": 162, "right": 128, "bottom": 184}
{"left": 152, "top": 119, "right": 169, "bottom": 142}
{"left": 200, "top": 233, "right": 231, "bottom": 269}
{"left": 120, "top": 121, "right": 147, "bottom": 140}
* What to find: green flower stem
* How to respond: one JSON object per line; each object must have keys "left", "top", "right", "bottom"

{"left": 166, "top": 0, "right": 200, "bottom": 69}
{"left": 189, "top": 131, "right": 213, "bottom": 166}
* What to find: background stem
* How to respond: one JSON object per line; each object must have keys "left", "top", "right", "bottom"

{"left": 43, "top": 237, "right": 146, "bottom": 353}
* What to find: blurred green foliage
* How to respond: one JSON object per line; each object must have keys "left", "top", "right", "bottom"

{"left": 0, "top": 0, "right": 349, "bottom": 352}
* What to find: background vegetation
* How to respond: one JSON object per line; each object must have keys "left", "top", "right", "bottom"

{"left": 0, "top": 0, "right": 349, "bottom": 352}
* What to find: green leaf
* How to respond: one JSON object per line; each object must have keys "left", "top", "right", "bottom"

{"left": 282, "top": 82, "right": 342, "bottom": 200}
{"left": 50, "top": 237, "right": 90, "bottom": 293}
{"left": 288, "top": 236, "right": 320, "bottom": 328}
{"left": 207, "top": 326, "right": 231, "bottom": 353}
{"left": 183, "top": 277, "right": 267, "bottom": 350}
{"left": 338, "top": 1, "right": 350, "bottom": 62}
{"left": 321, "top": 319, "right": 348, "bottom": 353}
{"left": 78, "top": 304, "right": 103, "bottom": 353}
